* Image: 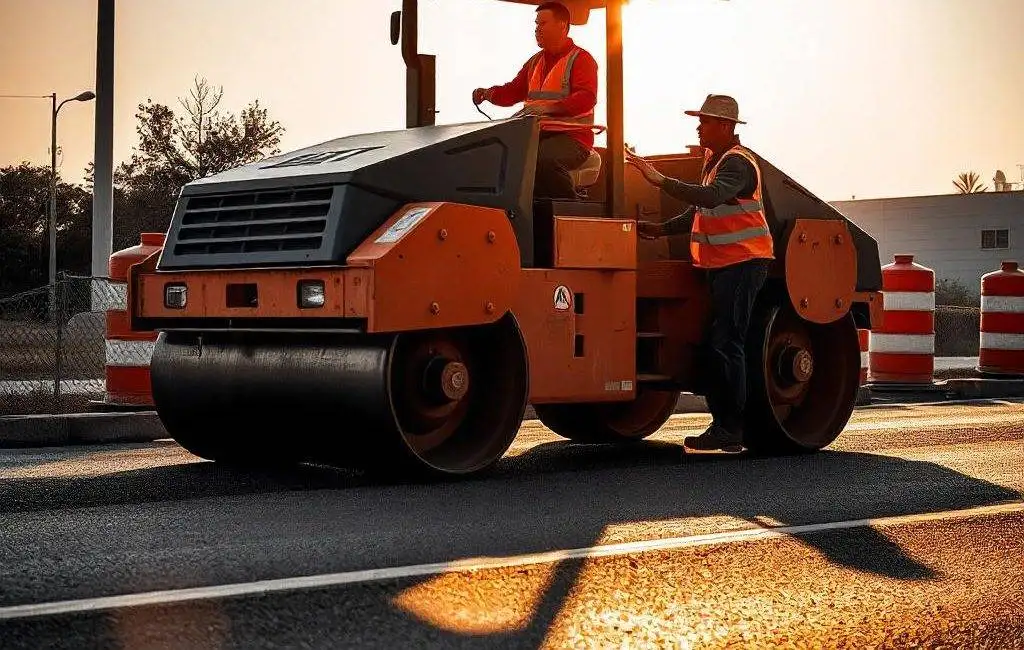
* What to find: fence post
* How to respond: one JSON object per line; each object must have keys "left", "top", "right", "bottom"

{"left": 53, "top": 272, "right": 64, "bottom": 412}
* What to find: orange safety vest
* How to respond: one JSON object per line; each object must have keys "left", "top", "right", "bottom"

{"left": 523, "top": 46, "right": 595, "bottom": 133}
{"left": 689, "top": 145, "right": 775, "bottom": 269}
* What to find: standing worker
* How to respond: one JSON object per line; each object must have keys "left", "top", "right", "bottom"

{"left": 472, "top": 1, "right": 598, "bottom": 199}
{"left": 625, "top": 94, "right": 774, "bottom": 453}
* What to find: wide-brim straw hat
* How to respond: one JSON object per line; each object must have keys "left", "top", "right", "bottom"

{"left": 684, "top": 94, "right": 746, "bottom": 124}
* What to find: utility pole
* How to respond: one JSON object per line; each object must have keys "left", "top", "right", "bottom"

{"left": 92, "top": 0, "right": 115, "bottom": 308}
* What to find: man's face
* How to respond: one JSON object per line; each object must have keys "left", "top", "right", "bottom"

{"left": 535, "top": 10, "right": 567, "bottom": 49}
{"left": 696, "top": 115, "right": 733, "bottom": 148}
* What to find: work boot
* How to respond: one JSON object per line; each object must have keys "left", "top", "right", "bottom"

{"left": 684, "top": 423, "right": 744, "bottom": 453}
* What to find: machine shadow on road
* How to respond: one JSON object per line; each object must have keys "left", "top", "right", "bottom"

{"left": 2, "top": 435, "right": 1021, "bottom": 649}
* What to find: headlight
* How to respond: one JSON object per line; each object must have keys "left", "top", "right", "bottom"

{"left": 165, "top": 284, "right": 187, "bottom": 309}
{"left": 298, "top": 280, "right": 325, "bottom": 308}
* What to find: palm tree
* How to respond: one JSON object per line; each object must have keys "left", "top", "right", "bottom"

{"left": 953, "top": 171, "right": 988, "bottom": 194}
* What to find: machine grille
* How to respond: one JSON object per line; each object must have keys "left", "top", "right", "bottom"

{"left": 173, "top": 186, "right": 334, "bottom": 256}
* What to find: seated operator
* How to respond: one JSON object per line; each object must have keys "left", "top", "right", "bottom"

{"left": 472, "top": 1, "right": 598, "bottom": 200}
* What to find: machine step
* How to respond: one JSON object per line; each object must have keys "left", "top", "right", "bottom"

{"left": 637, "top": 373, "right": 673, "bottom": 383}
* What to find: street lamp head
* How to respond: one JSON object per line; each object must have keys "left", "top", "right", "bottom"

{"left": 73, "top": 91, "right": 96, "bottom": 102}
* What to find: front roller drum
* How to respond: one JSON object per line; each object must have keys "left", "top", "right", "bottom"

{"left": 149, "top": 315, "right": 529, "bottom": 479}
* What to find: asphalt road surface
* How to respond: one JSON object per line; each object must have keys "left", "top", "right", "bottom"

{"left": 1, "top": 399, "right": 1022, "bottom": 649}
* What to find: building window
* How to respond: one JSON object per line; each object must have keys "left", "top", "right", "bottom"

{"left": 981, "top": 228, "right": 1010, "bottom": 250}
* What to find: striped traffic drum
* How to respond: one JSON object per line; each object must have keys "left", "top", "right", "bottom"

{"left": 869, "top": 254, "right": 935, "bottom": 384}
{"left": 978, "top": 261, "right": 1024, "bottom": 376}
{"left": 858, "top": 328, "right": 869, "bottom": 385}
{"left": 102, "top": 233, "right": 165, "bottom": 408}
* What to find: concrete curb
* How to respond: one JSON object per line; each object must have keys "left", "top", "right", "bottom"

{"left": 937, "top": 378, "right": 1024, "bottom": 400}
{"left": 0, "top": 411, "right": 167, "bottom": 448}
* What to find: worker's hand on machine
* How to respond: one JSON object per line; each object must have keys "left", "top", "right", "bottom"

{"left": 636, "top": 221, "right": 666, "bottom": 239}
{"left": 625, "top": 146, "right": 666, "bottom": 187}
{"left": 472, "top": 88, "right": 491, "bottom": 105}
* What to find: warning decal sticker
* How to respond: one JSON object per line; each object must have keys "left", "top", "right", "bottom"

{"left": 375, "top": 207, "right": 431, "bottom": 244}
{"left": 553, "top": 285, "right": 572, "bottom": 311}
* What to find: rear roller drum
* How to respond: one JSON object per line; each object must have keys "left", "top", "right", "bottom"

{"left": 534, "top": 387, "right": 678, "bottom": 444}
{"left": 743, "top": 300, "right": 860, "bottom": 454}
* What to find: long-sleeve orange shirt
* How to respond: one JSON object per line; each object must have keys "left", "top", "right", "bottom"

{"left": 487, "top": 38, "right": 598, "bottom": 150}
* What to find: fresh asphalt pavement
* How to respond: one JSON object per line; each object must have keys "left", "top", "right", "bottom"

{"left": 0, "top": 399, "right": 1022, "bottom": 648}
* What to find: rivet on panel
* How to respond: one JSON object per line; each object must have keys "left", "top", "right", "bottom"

{"left": 485, "top": 302, "right": 495, "bottom": 314}
{"left": 430, "top": 302, "right": 440, "bottom": 315}
{"left": 438, "top": 229, "right": 448, "bottom": 240}
{"left": 800, "top": 298, "right": 809, "bottom": 308}
{"left": 834, "top": 234, "right": 843, "bottom": 245}
{"left": 487, "top": 231, "right": 496, "bottom": 243}
{"left": 835, "top": 298, "right": 844, "bottom": 308}
{"left": 799, "top": 233, "right": 807, "bottom": 243}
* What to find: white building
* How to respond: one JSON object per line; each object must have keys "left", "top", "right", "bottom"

{"left": 830, "top": 186, "right": 1024, "bottom": 293}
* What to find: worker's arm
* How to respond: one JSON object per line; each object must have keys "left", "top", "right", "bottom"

{"left": 660, "top": 206, "right": 697, "bottom": 236}
{"left": 486, "top": 61, "right": 531, "bottom": 106}
{"left": 659, "top": 154, "right": 755, "bottom": 208}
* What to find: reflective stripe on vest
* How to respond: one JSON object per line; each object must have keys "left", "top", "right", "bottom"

{"left": 701, "top": 200, "right": 764, "bottom": 218}
{"left": 689, "top": 145, "right": 775, "bottom": 269}
{"left": 524, "top": 47, "right": 594, "bottom": 130}
{"left": 691, "top": 225, "right": 771, "bottom": 246}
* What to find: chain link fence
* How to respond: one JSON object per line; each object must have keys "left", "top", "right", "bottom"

{"left": 0, "top": 273, "right": 121, "bottom": 416}
{"left": 935, "top": 304, "right": 980, "bottom": 358}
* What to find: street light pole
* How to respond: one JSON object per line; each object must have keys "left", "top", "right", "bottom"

{"left": 47, "top": 90, "right": 96, "bottom": 321}
{"left": 49, "top": 93, "right": 57, "bottom": 318}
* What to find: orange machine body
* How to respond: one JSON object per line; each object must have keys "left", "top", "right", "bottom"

{"left": 129, "top": 201, "right": 715, "bottom": 406}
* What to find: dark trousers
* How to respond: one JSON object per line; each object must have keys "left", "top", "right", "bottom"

{"left": 535, "top": 132, "right": 590, "bottom": 199}
{"left": 702, "top": 258, "right": 771, "bottom": 433}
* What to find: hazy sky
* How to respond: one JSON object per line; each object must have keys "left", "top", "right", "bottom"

{"left": 1, "top": 0, "right": 1022, "bottom": 201}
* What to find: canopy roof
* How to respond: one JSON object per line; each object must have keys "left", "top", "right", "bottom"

{"left": 494, "top": 0, "right": 619, "bottom": 25}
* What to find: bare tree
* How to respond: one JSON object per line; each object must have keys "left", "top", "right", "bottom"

{"left": 88, "top": 76, "right": 285, "bottom": 248}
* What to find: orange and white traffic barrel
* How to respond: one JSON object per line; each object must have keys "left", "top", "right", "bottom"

{"left": 101, "top": 233, "right": 165, "bottom": 408}
{"left": 978, "top": 261, "right": 1024, "bottom": 377}
{"left": 858, "top": 328, "right": 869, "bottom": 385}
{"left": 869, "top": 254, "right": 935, "bottom": 384}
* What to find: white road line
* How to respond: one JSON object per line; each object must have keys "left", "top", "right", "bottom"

{"left": 1, "top": 500, "right": 1022, "bottom": 622}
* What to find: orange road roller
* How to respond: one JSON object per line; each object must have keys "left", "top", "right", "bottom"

{"left": 124, "top": 0, "right": 883, "bottom": 478}
{"left": 126, "top": 115, "right": 883, "bottom": 479}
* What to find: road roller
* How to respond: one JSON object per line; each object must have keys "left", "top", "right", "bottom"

{"left": 126, "top": 0, "right": 884, "bottom": 478}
